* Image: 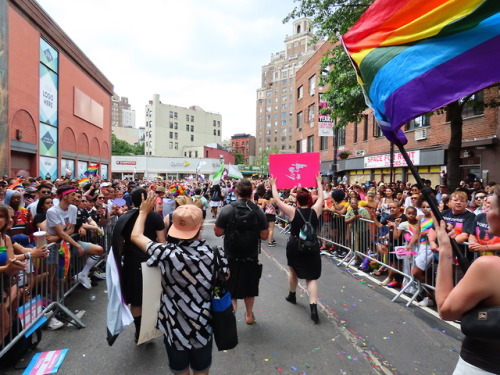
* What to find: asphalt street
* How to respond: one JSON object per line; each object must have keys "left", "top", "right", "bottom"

{"left": 4, "top": 217, "right": 463, "bottom": 375}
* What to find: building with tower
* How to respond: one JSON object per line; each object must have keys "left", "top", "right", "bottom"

{"left": 255, "top": 18, "right": 320, "bottom": 155}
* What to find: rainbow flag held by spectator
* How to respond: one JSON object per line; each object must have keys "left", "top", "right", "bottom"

{"left": 58, "top": 241, "right": 71, "bottom": 279}
{"left": 85, "top": 164, "right": 99, "bottom": 176}
{"left": 342, "top": 0, "right": 500, "bottom": 145}
{"left": 78, "top": 177, "right": 90, "bottom": 186}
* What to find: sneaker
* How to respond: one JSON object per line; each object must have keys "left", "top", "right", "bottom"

{"left": 418, "top": 297, "right": 435, "bottom": 307}
{"left": 386, "top": 281, "right": 402, "bottom": 288}
{"left": 47, "top": 317, "right": 64, "bottom": 331}
{"left": 272, "top": 240, "right": 276, "bottom": 244}
{"left": 93, "top": 271, "right": 106, "bottom": 280}
{"left": 337, "top": 251, "right": 347, "bottom": 259}
{"left": 268, "top": 243, "right": 276, "bottom": 247}
{"left": 75, "top": 273, "right": 92, "bottom": 289}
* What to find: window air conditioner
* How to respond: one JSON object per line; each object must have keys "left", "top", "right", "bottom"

{"left": 415, "top": 128, "right": 428, "bottom": 141}
{"left": 355, "top": 150, "right": 365, "bottom": 157}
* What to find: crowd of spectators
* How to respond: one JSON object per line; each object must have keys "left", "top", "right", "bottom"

{"left": 1, "top": 172, "right": 498, "bottom": 349}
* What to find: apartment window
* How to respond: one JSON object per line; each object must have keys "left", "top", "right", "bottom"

{"left": 297, "top": 85, "right": 303, "bottom": 100}
{"left": 191, "top": 135, "right": 194, "bottom": 141}
{"left": 174, "top": 122, "right": 178, "bottom": 129}
{"left": 309, "top": 74, "right": 316, "bottom": 96}
{"left": 213, "top": 120, "right": 216, "bottom": 126}
{"left": 338, "top": 126, "right": 346, "bottom": 146}
{"left": 169, "top": 111, "right": 173, "bottom": 118}
{"left": 297, "top": 111, "right": 303, "bottom": 128}
{"left": 406, "top": 114, "right": 430, "bottom": 130}
{"left": 363, "top": 115, "right": 369, "bottom": 141}
{"left": 281, "top": 120, "right": 287, "bottom": 125}
{"left": 320, "top": 136, "right": 328, "bottom": 151}
{"left": 169, "top": 142, "right": 173, "bottom": 149}
{"left": 217, "top": 121, "right": 220, "bottom": 127}
{"left": 169, "top": 122, "right": 174, "bottom": 129}
{"left": 308, "top": 104, "right": 315, "bottom": 124}
{"left": 195, "top": 151, "right": 198, "bottom": 157}
{"left": 191, "top": 125, "right": 194, "bottom": 132}
{"left": 307, "top": 135, "right": 314, "bottom": 152}
{"left": 213, "top": 129, "right": 217, "bottom": 135}
{"left": 169, "top": 132, "right": 173, "bottom": 139}
{"left": 353, "top": 121, "right": 358, "bottom": 143}
{"left": 186, "top": 124, "right": 190, "bottom": 131}
{"left": 174, "top": 132, "right": 178, "bottom": 140}
{"left": 373, "top": 115, "right": 382, "bottom": 137}
{"left": 281, "top": 112, "right": 287, "bottom": 118}
{"left": 186, "top": 114, "right": 189, "bottom": 121}
{"left": 174, "top": 112, "right": 178, "bottom": 119}
{"left": 191, "top": 115, "right": 194, "bottom": 121}
{"left": 175, "top": 142, "right": 178, "bottom": 150}
{"left": 296, "top": 140, "right": 302, "bottom": 153}
{"left": 217, "top": 130, "right": 220, "bottom": 136}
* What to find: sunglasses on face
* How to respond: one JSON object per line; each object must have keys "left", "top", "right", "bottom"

{"left": 40, "top": 191, "right": 51, "bottom": 194}
{"left": 98, "top": 197, "right": 105, "bottom": 200}
{"left": 475, "top": 196, "right": 486, "bottom": 199}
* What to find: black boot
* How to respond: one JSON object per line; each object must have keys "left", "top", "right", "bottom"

{"left": 133, "top": 316, "right": 142, "bottom": 343}
{"left": 310, "top": 303, "right": 319, "bottom": 324}
{"left": 285, "top": 291, "right": 296, "bottom": 304}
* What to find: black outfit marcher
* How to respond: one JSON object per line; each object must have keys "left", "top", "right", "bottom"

{"left": 215, "top": 199, "right": 267, "bottom": 300}
{"left": 120, "top": 210, "right": 165, "bottom": 306}
{"left": 287, "top": 207, "right": 321, "bottom": 280}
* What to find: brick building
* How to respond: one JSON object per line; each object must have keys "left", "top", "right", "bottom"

{"left": 231, "top": 133, "right": 256, "bottom": 164}
{"left": 296, "top": 42, "right": 500, "bottom": 186}
{"left": 1, "top": 0, "right": 113, "bottom": 179}
{"left": 255, "top": 18, "right": 318, "bottom": 155}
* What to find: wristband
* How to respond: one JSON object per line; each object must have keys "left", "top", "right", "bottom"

{"left": 25, "top": 252, "right": 31, "bottom": 260}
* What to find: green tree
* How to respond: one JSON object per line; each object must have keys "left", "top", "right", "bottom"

{"left": 233, "top": 150, "right": 245, "bottom": 165}
{"left": 286, "top": 1, "right": 499, "bottom": 191}
{"left": 112, "top": 133, "right": 144, "bottom": 156}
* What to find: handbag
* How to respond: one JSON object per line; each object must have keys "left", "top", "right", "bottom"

{"left": 211, "top": 247, "right": 238, "bottom": 351}
{"left": 460, "top": 306, "right": 500, "bottom": 342}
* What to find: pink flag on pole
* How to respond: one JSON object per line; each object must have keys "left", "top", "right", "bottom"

{"left": 269, "top": 152, "right": 320, "bottom": 189}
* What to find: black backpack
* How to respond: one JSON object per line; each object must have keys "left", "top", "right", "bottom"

{"left": 295, "top": 209, "right": 320, "bottom": 253}
{"left": 224, "top": 201, "right": 260, "bottom": 258}
{"left": 0, "top": 317, "right": 42, "bottom": 369}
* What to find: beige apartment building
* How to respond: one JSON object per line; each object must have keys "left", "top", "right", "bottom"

{"left": 144, "top": 94, "right": 222, "bottom": 158}
{"left": 255, "top": 18, "right": 319, "bottom": 155}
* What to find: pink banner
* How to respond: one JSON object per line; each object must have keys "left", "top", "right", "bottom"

{"left": 269, "top": 152, "right": 320, "bottom": 189}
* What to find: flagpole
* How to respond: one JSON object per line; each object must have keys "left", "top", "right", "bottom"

{"left": 394, "top": 142, "right": 470, "bottom": 273}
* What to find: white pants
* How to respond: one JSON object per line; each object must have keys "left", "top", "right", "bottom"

{"left": 453, "top": 357, "right": 496, "bottom": 375}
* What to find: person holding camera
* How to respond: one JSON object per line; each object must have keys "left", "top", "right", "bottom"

{"left": 435, "top": 184, "right": 500, "bottom": 374}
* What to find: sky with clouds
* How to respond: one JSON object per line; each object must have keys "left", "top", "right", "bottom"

{"left": 36, "top": 0, "right": 301, "bottom": 140}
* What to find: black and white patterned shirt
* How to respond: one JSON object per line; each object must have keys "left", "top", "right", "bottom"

{"left": 146, "top": 239, "right": 228, "bottom": 350}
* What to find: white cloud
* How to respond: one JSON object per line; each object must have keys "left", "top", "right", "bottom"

{"left": 36, "top": 0, "right": 294, "bottom": 139}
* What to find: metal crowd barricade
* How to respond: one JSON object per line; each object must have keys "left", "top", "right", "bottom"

{"left": 315, "top": 210, "right": 475, "bottom": 308}
{"left": 0, "top": 222, "right": 114, "bottom": 361}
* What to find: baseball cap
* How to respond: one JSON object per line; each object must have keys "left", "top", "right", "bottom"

{"left": 156, "top": 186, "right": 166, "bottom": 193}
{"left": 100, "top": 182, "right": 111, "bottom": 188}
{"left": 168, "top": 205, "right": 203, "bottom": 240}
{"left": 25, "top": 187, "right": 37, "bottom": 194}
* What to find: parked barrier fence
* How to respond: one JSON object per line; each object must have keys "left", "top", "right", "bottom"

{"left": 317, "top": 211, "right": 475, "bottom": 307}
{"left": 0, "top": 220, "right": 115, "bottom": 361}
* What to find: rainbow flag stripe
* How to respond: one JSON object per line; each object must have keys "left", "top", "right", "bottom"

{"left": 342, "top": 0, "right": 500, "bottom": 144}
{"left": 78, "top": 177, "right": 90, "bottom": 186}
{"left": 84, "top": 164, "right": 99, "bottom": 176}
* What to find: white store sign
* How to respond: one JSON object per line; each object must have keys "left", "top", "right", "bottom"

{"left": 364, "top": 150, "right": 420, "bottom": 168}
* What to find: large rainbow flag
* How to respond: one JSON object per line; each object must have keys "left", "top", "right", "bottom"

{"left": 342, "top": 0, "right": 500, "bottom": 144}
